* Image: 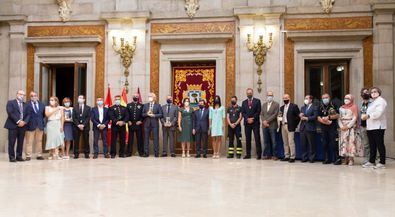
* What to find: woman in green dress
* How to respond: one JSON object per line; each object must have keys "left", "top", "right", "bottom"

{"left": 178, "top": 98, "right": 193, "bottom": 158}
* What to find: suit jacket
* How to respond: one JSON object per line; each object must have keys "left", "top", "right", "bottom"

{"left": 261, "top": 101, "right": 280, "bottom": 129}
{"left": 241, "top": 98, "right": 261, "bottom": 127}
{"left": 300, "top": 104, "right": 318, "bottom": 132}
{"left": 4, "top": 99, "right": 30, "bottom": 130}
{"left": 160, "top": 104, "right": 179, "bottom": 130}
{"left": 108, "top": 105, "right": 129, "bottom": 128}
{"left": 142, "top": 102, "right": 163, "bottom": 128}
{"left": 90, "top": 106, "right": 109, "bottom": 131}
{"left": 72, "top": 104, "right": 91, "bottom": 131}
{"left": 279, "top": 103, "right": 300, "bottom": 132}
{"left": 193, "top": 107, "right": 209, "bottom": 133}
{"left": 25, "top": 100, "right": 45, "bottom": 131}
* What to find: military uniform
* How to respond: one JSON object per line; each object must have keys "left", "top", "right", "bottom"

{"left": 108, "top": 104, "right": 129, "bottom": 158}
{"left": 126, "top": 102, "right": 144, "bottom": 157}
{"left": 227, "top": 105, "right": 243, "bottom": 158}
{"left": 318, "top": 102, "right": 340, "bottom": 164}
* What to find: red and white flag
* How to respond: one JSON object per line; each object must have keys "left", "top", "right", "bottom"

{"left": 104, "top": 84, "right": 113, "bottom": 147}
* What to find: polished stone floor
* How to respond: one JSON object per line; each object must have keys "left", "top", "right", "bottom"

{"left": 0, "top": 154, "right": 394, "bottom": 217}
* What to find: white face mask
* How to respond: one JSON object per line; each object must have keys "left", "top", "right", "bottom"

{"left": 64, "top": 102, "right": 70, "bottom": 107}
{"left": 304, "top": 99, "right": 310, "bottom": 105}
{"left": 344, "top": 99, "right": 351, "bottom": 105}
{"left": 148, "top": 97, "right": 153, "bottom": 102}
{"left": 371, "top": 92, "right": 379, "bottom": 99}
{"left": 267, "top": 96, "right": 273, "bottom": 102}
{"left": 78, "top": 98, "right": 85, "bottom": 104}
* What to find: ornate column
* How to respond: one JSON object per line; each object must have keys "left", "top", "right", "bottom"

{"left": 8, "top": 17, "right": 27, "bottom": 98}
{"left": 372, "top": 2, "right": 395, "bottom": 156}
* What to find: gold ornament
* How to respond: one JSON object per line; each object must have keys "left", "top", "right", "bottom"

{"left": 247, "top": 33, "right": 273, "bottom": 93}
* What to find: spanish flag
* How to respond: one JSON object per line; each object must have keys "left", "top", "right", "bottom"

{"left": 121, "top": 87, "right": 129, "bottom": 144}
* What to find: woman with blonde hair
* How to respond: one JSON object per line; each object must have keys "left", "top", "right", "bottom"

{"left": 45, "top": 96, "right": 65, "bottom": 160}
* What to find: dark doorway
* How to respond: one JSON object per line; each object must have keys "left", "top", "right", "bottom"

{"left": 40, "top": 63, "right": 87, "bottom": 106}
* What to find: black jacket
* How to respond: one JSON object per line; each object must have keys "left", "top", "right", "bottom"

{"left": 279, "top": 103, "right": 300, "bottom": 132}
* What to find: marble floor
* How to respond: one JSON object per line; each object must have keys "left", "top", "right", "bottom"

{"left": 0, "top": 154, "right": 394, "bottom": 217}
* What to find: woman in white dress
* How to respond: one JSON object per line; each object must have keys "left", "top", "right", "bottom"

{"left": 45, "top": 96, "right": 65, "bottom": 160}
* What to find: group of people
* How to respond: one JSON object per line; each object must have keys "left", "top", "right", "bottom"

{"left": 4, "top": 87, "right": 388, "bottom": 169}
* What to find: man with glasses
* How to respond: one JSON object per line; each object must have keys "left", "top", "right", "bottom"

{"left": 4, "top": 90, "right": 30, "bottom": 162}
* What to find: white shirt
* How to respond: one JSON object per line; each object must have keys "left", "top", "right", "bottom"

{"left": 98, "top": 107, "right": 104, "bottom": 123}
{"left": 267, "top": 101, "right": 272, "bottom": 112}
{"left": 366, "top": 96, "right": 387, "bottom": 130}
{"left": 283, "top": 104, "right": 289, "bottom": 123}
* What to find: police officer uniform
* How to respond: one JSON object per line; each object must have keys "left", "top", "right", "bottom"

{"left": 108, "top": 104, "right": 129, "bottom": 158}
{"left": 127, "top": 101, "right": 144, "bottom": 157}
{"left": 319, "top": 102, "right": 341, "bottom": 165}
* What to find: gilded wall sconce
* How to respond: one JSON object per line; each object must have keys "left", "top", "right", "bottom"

{"left": 247, "top": 33, "right": 273, "bottom": 93}
{"left": 112, "top": 36, "right": 137, "bottom": 93}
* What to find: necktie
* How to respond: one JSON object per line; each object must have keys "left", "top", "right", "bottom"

{"left": 19, "top": 101, "right": 23, "bottom": 119}
{"left": 79, "top": 105, "right": 83, "bottom": 114}
{"left": 167, "top": 104, "right": 170, "bottom": 113}
{"left": 200, "top": 109, "right": 204, "bottom": 119}
{"left": 34, "top": 102, "right": 39, "bottom": 113}
{"left": 248, "top": 99, "right": 252, "bottom": 108}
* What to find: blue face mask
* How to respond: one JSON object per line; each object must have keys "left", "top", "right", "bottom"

{"left": 97, "top": 101, "right": 104, "bottom": 106}
{"left": 322, "top": 98, "right": 330, "bottom": 105}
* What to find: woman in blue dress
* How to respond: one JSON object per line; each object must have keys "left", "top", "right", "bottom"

{"left": 209, "top": 95, "right": 225, "bottom": 159}
{"left": 62, "top": 97, "right": 73, "bottom": 159}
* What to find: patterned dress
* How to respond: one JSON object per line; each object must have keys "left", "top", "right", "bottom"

{"left": 209, "top": 106, "right": 225, "bottom": 137}
{"left": 45, "top": 106, "right": 65, "bottom": 150}
{"left": 338, "top": 107, "right": 362, "bottom": 157}
{"left": 178, "top": 108, "right": 193, "bottom": 143}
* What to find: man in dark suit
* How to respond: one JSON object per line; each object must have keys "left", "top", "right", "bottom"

{"left": 91, "top": 97, "right": 109, "bottom": 159}
{"left": 72, "top": 95, "right": 91, "bottom": 159}
{"left": 261, "top": 91, "right": 280, "bottom": 160}
{"left": 4, "top": 90, "right": 30, "bottom": 162}
{"left": 193, "top": 99, "right": 210, "bottom": 158}
{"left": 142, "top": 92, "right": 163, "bottom": 157}
{"left": 241, "top": 88, "right": 262, "bottom": 160}
{"left": 279, "top": 94, "right": 300, "bottom": 163}
{"left": 160, "top": 95, "right": 178, "bottom": 157}
{"left": 300, "top": 95, "right": 318, "bottom": 163}
{"left": 25, "top": 91, "right": 45, "bottom": 160}
{"left": 127, "top": 93, "right": 144, "bottom": 157}
{"left": 108, "top": 95, "right": 129, "bottom": 158}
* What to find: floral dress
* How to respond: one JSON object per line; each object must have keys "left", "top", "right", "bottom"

{"left": 338, "top": 107, "right": 362, "bottom": 157}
